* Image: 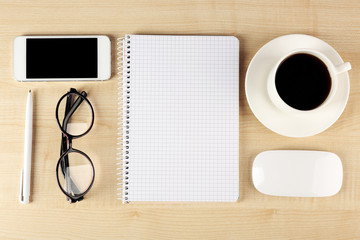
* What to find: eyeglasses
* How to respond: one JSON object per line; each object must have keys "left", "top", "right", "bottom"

{"left": 55, "top": 88, "right": 95, "bottom": 203}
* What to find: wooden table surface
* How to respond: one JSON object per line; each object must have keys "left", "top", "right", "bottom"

{"left": 0, "top": 0, "right": 360, "bottom": 239}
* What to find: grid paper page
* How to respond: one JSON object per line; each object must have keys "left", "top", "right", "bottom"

{"left": 124, "top": 35, "right": 239, "bottom": 202}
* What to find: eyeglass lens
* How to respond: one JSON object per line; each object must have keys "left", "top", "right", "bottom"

{"left": 57, "top": 92, "right": 93, "bottom": 136}
{"left": 57, "top": 151, "right": 94, "bottom": 198}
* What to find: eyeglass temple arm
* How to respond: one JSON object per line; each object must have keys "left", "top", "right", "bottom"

{"left": 62, "top": 90, "right": 87, "bottom": 130}
{"left": 60, "top": 90, "right": 87, "bottom": 157}
{"left": 60, "top": 93, "right": 73, "bottom": 155}
{"left": 60, "top": 93, "right": 73, "bottom": 176}
{"left": 64, "top": 166, "right": 83, "bottom": 202}
{"left": 60, "top": 89, "right": 88, "bottom": 202}
{"left": 60, "top": 90, "right": 88, "bottom": 171}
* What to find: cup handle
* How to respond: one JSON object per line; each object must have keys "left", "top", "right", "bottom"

{"left": 335, "top": 62, "right": 351, "bottom": 74}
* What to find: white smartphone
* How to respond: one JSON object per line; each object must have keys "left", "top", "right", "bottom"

{"left": 13, "top": 35, "right": 111, "bottom": 81}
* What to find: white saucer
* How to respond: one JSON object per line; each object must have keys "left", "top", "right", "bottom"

{"left": 245, "top": 34, "right": 350, "bottom": 137}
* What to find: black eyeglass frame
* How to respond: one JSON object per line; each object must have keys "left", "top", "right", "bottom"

{"left": 55, "top": 88, "right": 95, "bottom": 203}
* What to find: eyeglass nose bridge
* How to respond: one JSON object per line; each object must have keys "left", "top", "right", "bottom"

{"left": 67, "top": 136, "right": 73, "bottom": 149}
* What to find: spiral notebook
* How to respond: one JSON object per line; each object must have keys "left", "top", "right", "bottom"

{"left": 117, "top": 35, "right": 239, "bottom": 202}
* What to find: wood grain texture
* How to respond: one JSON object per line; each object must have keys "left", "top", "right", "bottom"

{"left": 0, "top": 0, "right": 359, "bottom": 239}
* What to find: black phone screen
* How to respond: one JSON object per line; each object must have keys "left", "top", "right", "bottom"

{"left": 26, "top": 38, "right": 98, "bottom": 78}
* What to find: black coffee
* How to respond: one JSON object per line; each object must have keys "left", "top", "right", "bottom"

{"left": 275, "top": 53, "right": 331, "bottom": 111}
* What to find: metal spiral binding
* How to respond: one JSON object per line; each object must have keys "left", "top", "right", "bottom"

{"left": 116, "top": 36, "right": 131, "bottom": 203}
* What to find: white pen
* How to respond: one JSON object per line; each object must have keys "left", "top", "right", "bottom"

{"left": 20, "top": 90, "right": 33, "bottom": 204}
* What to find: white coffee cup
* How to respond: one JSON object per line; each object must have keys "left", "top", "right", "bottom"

{"left": 267, "top": 48, "right": 351, "bottom": 114}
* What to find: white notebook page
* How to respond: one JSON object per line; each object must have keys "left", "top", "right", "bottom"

{"left": 123, "top": 35, "right": 239, "bottom": 201}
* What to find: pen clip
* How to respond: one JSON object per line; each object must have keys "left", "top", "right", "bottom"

{"left": 19, "top": 168, "right": 27, "bottom": 204}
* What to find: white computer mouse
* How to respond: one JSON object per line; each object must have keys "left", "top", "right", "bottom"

{"left": 252, "top": 150, "right": 343, "bottom": 197}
